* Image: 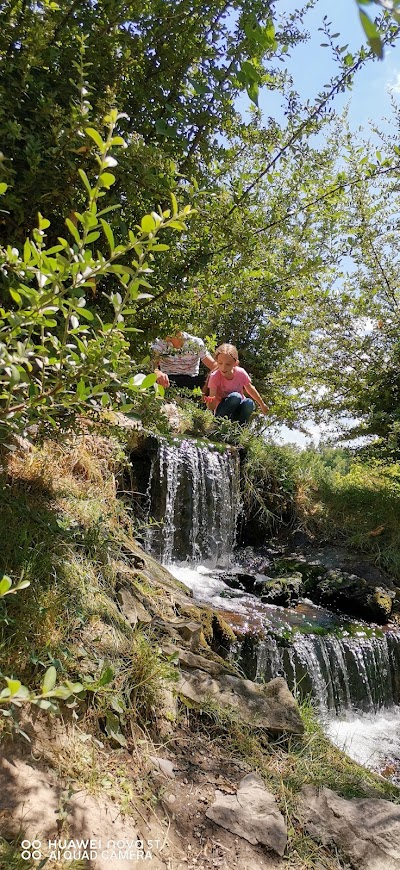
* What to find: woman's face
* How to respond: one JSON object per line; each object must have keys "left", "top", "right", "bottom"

{"left": 165, "top": 332, "right": 184, "bottom": 349}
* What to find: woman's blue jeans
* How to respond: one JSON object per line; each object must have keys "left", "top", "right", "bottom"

{"left": 215, "top": 392, "right": 255, "bottom": 425}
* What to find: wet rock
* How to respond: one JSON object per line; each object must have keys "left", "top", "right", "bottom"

{"left": 272, "top": 557, "right": 325, "bottom": 595}
{"left": 259, "top": 572, "right": 303, "bottom": 607}
{"left": 314, "top": 570, "right": 394, "bottom": 624}
{"left": 299, "top": 785, "right": 400, "bottom": 870}
{"left": 220, "top": 568, "right": 302, "bottom": 607}
{"left": 177, "top": 672, "right": 304, "bottom": 735}
{"left": 206, "top": 772, "right": 287, "bottom": 856}
{"left": 232, "top": 547, "right": 273, "bottom": 575}
{"left": 219, "top": 570, "right": 259, "bottom": 593}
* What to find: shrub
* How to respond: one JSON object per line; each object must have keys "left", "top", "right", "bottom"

{"left": 0, "top": 110, "right": 193, "bottom": 449}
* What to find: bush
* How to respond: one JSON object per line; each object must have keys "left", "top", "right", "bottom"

{"left": 0, "top": 109, "right": 193, "bottom": 449}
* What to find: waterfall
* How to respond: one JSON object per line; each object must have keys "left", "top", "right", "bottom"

{"left": 136, "top": 433, "right": 400, "bottom": 744}
{"left": 145, "top": 438, "right": 241, "bottom": 565}
{"left": 236, "top": 628, "right": 400, "bottom": 714}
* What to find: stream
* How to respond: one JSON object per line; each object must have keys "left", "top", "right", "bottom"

{"left": 142, "top": 436, "right": 400, "bottom": 784}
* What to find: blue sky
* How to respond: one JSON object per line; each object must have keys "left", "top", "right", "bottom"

{"left": 242, "top": 0, "right": 400, "bottom": 133}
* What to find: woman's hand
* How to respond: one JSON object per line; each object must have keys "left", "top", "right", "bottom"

{"left": 155, "top": 369, "right": 170, "bottom": 388}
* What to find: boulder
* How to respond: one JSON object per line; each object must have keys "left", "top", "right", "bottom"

{"left": 272, "top": 557, "right": 325, "bottom": 595}
{"left": 220, "top": 569, "right": 302, "bottom": 607}
{"left": 206, "top": 772, "right": 287, "bottom": 856}
{"left": 259, "top": 572, "right": 303, "bottom": 607}
{"left": 314, "top": 570, "right": 394, "bottom": 623}
{"left": 219, "top": 570, "right": 260, "bottom": 593}
{"left": 177, "top": 672, "right": 304, "bottom": 734}
{"left": 162, "top": 643, "right": 230, "bottom": 677}
{"left": 299, "top": 785, "right": 400, "bottom": 870}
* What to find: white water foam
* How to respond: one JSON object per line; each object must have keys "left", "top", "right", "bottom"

{"left": 325, "top": 709, "right": 400, "bottom": 775}
{"left": 166, "top": 563, "right": 250, "bottom": 613}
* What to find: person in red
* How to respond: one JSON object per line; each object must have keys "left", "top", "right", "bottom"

{"left": 204, "top": 343, "right": 268, "bottom": 425}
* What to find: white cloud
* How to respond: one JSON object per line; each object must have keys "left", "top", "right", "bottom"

{"left": 387, "top": 71, "right": 400, "bottom": 95}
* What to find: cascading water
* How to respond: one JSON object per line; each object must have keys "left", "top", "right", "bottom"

{"left": 235, "top": 627, "right": 400, "bottom": 715}
{"left": 144, "top": 438, "right": 241, "bottom": 565}
{"left": 139, "top": 434, "right": 400, "bottom": 781}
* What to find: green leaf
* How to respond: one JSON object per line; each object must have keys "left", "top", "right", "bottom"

{"left": 35, "top": 699, "right": 57, "bottom": 710}
{"left": 23, "top": 239, "right": 31, "bottom": 262}
{"left": 5, "top": 678, "right": 22, "bottom": 696}
{"left": 70, "top": 682, "right": 84, "bottom": 693}
{"left": 105, "top": 711, "right": 127, "bottom": 746}
{"left": 0, "top": 183, "right": 8, "bottom": 195}
{"left": 100, "top": 219, "right": 115, "bottom": 251}
{"left": 97, "top": 666, "right": 114, "bottom": 687}
{"left": 15, "top": 579, "right": 30, "bottom": 591}
{"left": 141, "top": 214, "right": 156, "bottom": 233}
{"left": 42, "top": 665, "right": 57, "bottom": 694}
{"left": 0, "top": 576, "right": 12, "bottom": 596}
{"left": 38, "top": 213, "right": 50, "bottom": 230}
{"left": 139, "top": 373, "right": 157, "bottom": 389}
{"left": 65, "top": 218, "right": 81, "bottom": 245}
{"left": 247, "top": 81, "right": 259, "bottom": 107}
{"left": 77, "top": 307, "right": 94, "bottom": 321}
{"left": 50, "top": 685, "right": 73, "bottom": 699}
{"left": 359, "top": 10, "right": 383, "bottom": 59}
{"left": 78, "top": 169, "right": 92, "bottom": 196}
{"left": 86, "top": 231, "right": 100, "bottom": 244}
{"left": 14, "top": 685, "right": 30, "bottom": 699}
{"left": 155, "top": 119, "right": 177, "bottom": 138}
{"left": 99, "top": 173, "right": 116, "bottom": 189}
{"left": 241, "top": 60, "right": 259, "bottom": 84}
{"left": 9, "top": 288, "right": 22, "bottom": 305}
{"left": 85, "top": 127, "right": 104, "bottom": 149}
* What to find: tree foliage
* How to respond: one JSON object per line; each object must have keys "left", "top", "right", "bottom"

{"left": 2, "top": 0, "right": 400, "bottom": 447}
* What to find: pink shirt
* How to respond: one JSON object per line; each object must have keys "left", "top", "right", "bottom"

{"left": 208, "top": 366, "right": 251, "bottom": 403}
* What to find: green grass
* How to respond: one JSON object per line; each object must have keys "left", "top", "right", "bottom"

{"left": 297, "top": 451, "right": 400, "bottom": 577}
{"left": 0, "top": 437, "right": 180, "bottom": 743}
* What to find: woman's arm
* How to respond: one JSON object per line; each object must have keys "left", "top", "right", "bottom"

{"left": 152, "top": 353, "right": 170, "bottom": 388}
{"left": 202, "top": 352, "right": 218, "bottom": 371}
{"left": 244, "top": 382, "right": 268, "bottom": 415}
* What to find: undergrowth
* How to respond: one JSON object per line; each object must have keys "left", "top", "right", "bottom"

{"left": 0, "top": 433, "right": 179, "bottom": 745}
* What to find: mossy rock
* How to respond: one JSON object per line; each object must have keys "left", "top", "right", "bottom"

{"left": 259, "top": 572, "right": 303, "bottom": 607}
{"left": 314, "top": 570, "right": 394, "bottom": 624}
{"left": 272, "top": 558, "right": 326, "bottom": 594}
